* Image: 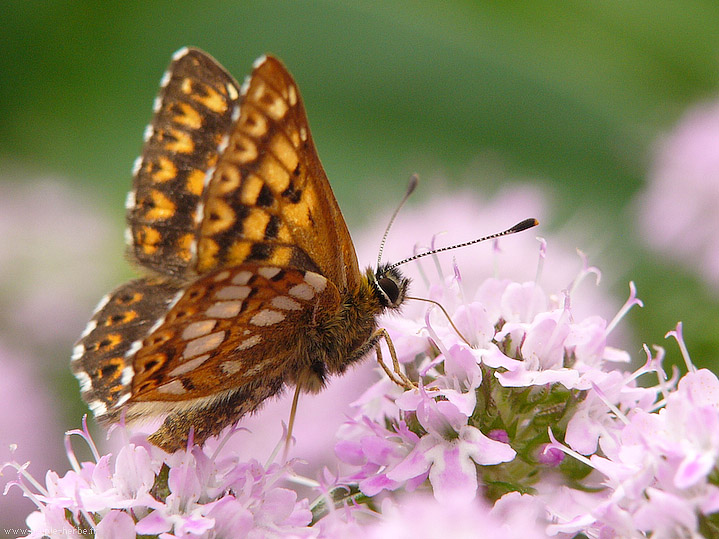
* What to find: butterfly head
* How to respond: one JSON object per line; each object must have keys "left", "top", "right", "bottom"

{"left": 372, "top": 264, "right": 410, "bottom": 310}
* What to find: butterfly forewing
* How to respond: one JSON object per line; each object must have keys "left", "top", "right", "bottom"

{"left": 196, "top": 56, "right": 361, "bottom": 290}
{"left": 126, "top": 48, "right": 241, "bottom": 279}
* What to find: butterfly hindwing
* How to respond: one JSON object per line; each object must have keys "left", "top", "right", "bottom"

{"left": 113, "top": 264, "right": 343, "bottom": 451}
{"left": 71, "top": 278, "right": 183, "bottom": 423}
{"left": 126, "top": 48, "right": 241, "bottom": 279}
{"left": 126, "top": 264, "right": 340, "bottom": 406}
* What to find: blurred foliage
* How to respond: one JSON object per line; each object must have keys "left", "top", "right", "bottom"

{"left": 3, "top": 1, "right": 719, "bottom": 400}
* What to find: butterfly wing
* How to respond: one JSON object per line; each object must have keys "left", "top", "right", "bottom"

{"left": 75, "top": 50, "right": 369, "bottom": 451}
{"left": 195, "top": 55, "right": 361, "bottom": 291}
{"left": 121, "top": 264, "right": 341, "bottom": 450}
{"left": 71, "top": 278, "right": 183, "bottom": 422}
{"left": 126, "top": 48, "right": 241, "bottom": 280}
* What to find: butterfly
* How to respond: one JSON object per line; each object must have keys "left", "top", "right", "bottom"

{"left": 71, "top": 48, "right": 412, "bottom": 453}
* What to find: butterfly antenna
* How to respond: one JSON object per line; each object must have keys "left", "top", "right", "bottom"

{"left": 388, "top": 218, "right": 539, "bottom": 271}
{"left": 377, "top": 173, "right": 419, "bottom": 267}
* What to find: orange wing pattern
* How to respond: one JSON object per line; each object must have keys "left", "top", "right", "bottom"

{"left": 195, "top": 55, "right": 361, "bottom": 290}
{"left": 126, "top": 48, "right": 241, "bottom": 279}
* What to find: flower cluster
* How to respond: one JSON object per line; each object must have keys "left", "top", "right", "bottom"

{"left": 5, "top": 214, "right": 719, "bottom": 536}
{"left": 330, "top": 260, "right": 719, "bottom": 536}
{"left": 4, "top": 420, "right": 313, "bottom": 537}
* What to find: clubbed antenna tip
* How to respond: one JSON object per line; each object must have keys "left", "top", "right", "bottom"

{"left": 511, "top": 218, "right": 539, "bottom": 233}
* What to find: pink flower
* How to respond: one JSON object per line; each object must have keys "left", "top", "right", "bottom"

{"left": 544, "top": 328, "right": 719, "bottom": 536}
{"left": 333, "top": 212, "right": 645, "bottom": 523}
{"left": 637, "top": 100, "right": 719, "bottom": 289}
{"left": 4, "top": 421, "right": 313, "bottom": 537}
{"left": 387, "top": 390, "right": 516, "bottom": 502}
{"left": 364, "top": 491, "right": 548, "bottom": 538}
{"left": 0, "top": 344, "right": 66, "bottom": 532}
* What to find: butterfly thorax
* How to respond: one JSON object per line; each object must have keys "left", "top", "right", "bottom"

{"left": 288, "top": 264, "right": 409, "bottom": 393}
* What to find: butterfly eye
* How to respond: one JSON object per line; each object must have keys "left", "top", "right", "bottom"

{"left": 378, "top": 276, "right": 399, "bottom": 305}
{"left": 374, "top": 265, "right": 409, "bottom": 309}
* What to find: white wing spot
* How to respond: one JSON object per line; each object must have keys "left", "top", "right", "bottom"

{"left": 71, "top": 343, "right": 85, "bottom": 362}
{"left": 215, "top": 285, "right": 251, "bottom": 300}
{"left": 213, "top": 270, "right": 231, "bottom": 282}
{"left": 158, "top": 380, "right": 186, "bottom": 395}
{"left": 206, "top": 301, "right": 243, "bottom": 318}
{"left": 217, "top": 134, "right": 230, "bottom": 154}
{"left": 152, "top": 95, "right": 162, "bottom": 113}
{"left": 243, "top": 358, "right": 271, "bottom": 378}
{"left": 227, "top": 83, "right": 239, "bottom": 101}
{"left": 236, "top": 334, "right": 262, "bottom": 351}
{"left": 194, "top": 200, "right": 205, "bottom": 226}
{"left": 125, "top": 339, "right": 143, "bottom": 359}
{"left": 80, "top": 319, "right": 97, "bottom": 339}
{"left": 304, "top": 271, "right": 327, "bottom": 292}
{"left": 252, "top": 55, "right": 268, "bottom": 69}
{"left": 183, "top": 330, "right": 226, "bottom": 358}
{"left": 171, "top": 46, "right": 190, "bottom": 62}
{"left": 125, "top": 189, "right": 136, "bottom": 210}
{"left": 89, "top": 400, "right": 108, "bottom": 417}
{"left": 289, "top": 283, "right": 313, "bottom": 301}
{"left": 131, "top": 156, "right": 143, "bottom": 176}
{"left": 147, "top": 314, "right": 167, "bottom": 336}
{"left": 159, "top": 69, "right": 172, "bottom": 88}
{"left": 271, "top": 295, "right": 302, "bottom": 311}
{"left": 75, "top": 371, "right": 92, "bottom": 392}
{"left": 231, "top": 105, "right": 240, "bottom": 122}
{"left": 168, "top": 290, "right": 184, "bottom": 310}
{"left": 258, "top": 267, "right": 281, "bottom": 280}
{"left": 203, "top": 166, "right": 216, "bottom": 189}
{"left": 124, "top": 227, "right": 134, "bottom": 247}
{"left": 300, "top": 126, "right": 307, "bottom": 142}
{"left": 92, "top": 294, "right": 112, "bottom": 316}
{"left": 181, "top": 319, "right": 217, "bottom": 340}
{"left": 240, "top": 75, "right": 251, "bottom": 96}
{"left": 232, "top": 270, "right": 253, "bottom": 285}
{"left": 220, "top": 360, "right": 243, "bottom": 375}
{"left": 169, "top": 354, "right": 210, "bottom": 377}
{"left": 143, "top": 124, "right": 154, "bottom": 142}
{"left": 121, "top": 366, "right": 134, "bottom": 386}
{"left": 115, "top": 393, "right": 131, "bottom": 407}
{"left": 250, "top": 309, "right": 284, "bottom": 327}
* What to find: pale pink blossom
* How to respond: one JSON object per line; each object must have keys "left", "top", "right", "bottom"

{"left": 637, "top": 100, "right": 719, "bottom": 289}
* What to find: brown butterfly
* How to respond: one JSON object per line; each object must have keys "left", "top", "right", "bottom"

{"left": 71, "top": 48, "right": 537, "bottom": 453}
{"left": 70, "top": 48, "right": 415, "bottom": 452}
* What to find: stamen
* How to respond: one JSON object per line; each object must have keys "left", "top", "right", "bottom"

{"left": 665, "top": 321, "right": 695, "bottom": 373}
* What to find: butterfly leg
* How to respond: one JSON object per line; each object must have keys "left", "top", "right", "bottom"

{"left": 373, "top": 328, "right": 416, "bottom": 390}
{"left": 277, "top": 382, "right": 302, "bottom": 463}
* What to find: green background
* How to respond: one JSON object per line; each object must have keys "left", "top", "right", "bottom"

{"left": 3, "top": 0, "right": 719, "bottom": 430}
